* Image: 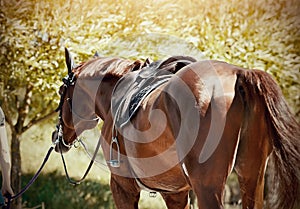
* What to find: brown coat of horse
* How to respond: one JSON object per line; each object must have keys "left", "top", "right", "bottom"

{"left": 53, "top": 48, "right": 300, "bottom": 209}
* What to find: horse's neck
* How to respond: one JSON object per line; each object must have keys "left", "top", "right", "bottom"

{"left": 95, "top": 78, "right": 119, "bottom": 120}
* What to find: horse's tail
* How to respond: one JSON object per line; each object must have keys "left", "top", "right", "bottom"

{"left": 237, "top": 69, "right": 300, "bottom": 209}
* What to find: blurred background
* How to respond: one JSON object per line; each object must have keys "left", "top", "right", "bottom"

{"left": 0, "top": 0, "right": 299, "bottom": 208}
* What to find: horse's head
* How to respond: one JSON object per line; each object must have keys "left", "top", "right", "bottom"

{"left": 51, "top": 48, "right": 148, "bottom": 152}
{"left": 52, "top": 48, "right": 100, "bottom": 153}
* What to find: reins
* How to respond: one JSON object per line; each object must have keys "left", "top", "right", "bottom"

{"left": 5, "top": 135, "right": 101, "bottom": 208}
{"left": 59, "top": 136, "right": 101, "bottom": 186}
{"left": 5, "top": 52, "right": 101, "bottom": 208}
{"left": 5, "top": 141, "right": 58, "bottom": 208}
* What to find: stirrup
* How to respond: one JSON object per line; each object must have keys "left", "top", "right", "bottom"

{"left": 108, "top": 137, "right": 120, "bottom": 168}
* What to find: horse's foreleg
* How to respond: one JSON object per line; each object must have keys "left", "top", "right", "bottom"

{"left": 110, "top": 174, "right": 141, "bottom": 209}
{"left": 160, "top": 190, "right": 190, "bottom": 209}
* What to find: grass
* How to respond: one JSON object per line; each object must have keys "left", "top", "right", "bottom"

{"left": 20, "top": 172, "right": 114, "bottom": 209}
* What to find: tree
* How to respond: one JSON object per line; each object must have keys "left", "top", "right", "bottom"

{"left": 0, "top": 0, "right": 106, "bottom": 207}
{"left": 0, "top": 1, "right": 63, "bottom": 208}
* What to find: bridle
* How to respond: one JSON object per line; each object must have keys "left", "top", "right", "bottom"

{"left": 55, "top": 71, "right": 100, "bottom": 148}
{"left": 4, "top": 56, "right": 102, "bottom": 208}
{"left": 54, "top": 71, "right": 76, "bottom": 148}
{"left": 4, "top": 72, "right": 93, "bottom": 207}
{"left": 54, "top": 71, "right": 101, "bottom": 186}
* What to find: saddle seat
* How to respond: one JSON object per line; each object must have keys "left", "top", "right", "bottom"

{"left": 111, "top": 56, "right": 197, "bottom": 128}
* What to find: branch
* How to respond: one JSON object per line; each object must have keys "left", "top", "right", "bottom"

{"left": 22, "top": 110, "right": 57, "bottom": 133}
{"left": 15, "top": 85, "right": 34, "bottom": 133}
{"left": 23, "top": 97, "right": 59, "bottom": 132}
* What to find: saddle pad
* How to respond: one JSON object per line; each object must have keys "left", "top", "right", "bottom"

{"left": 111, "top": 56, "right": 196, "bottom": 128}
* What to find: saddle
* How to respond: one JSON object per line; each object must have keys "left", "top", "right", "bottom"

{"left": 111, "top": 56, "right": 197, "bottom": 128}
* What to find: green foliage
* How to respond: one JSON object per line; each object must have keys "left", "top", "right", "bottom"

{"left": 0, "top": 0, "right": 64, "bottom": 127}
{"left": 1, "top": 0, "right": 299, "bottom": 121}
{"left": 21, "top": 171, "right": 115, "bottom": 209}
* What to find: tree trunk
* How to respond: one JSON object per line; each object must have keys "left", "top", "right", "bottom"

{"left": 11, "top": 130, "right": 22, "bottom": 209}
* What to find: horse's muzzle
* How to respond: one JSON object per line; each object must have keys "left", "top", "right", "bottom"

{"left": 51, "top": 130, "right": 71, "bottom": 153}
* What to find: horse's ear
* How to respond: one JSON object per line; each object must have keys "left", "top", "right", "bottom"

{"left": 93, "top": 51, "right": 99, "bottom": 58}
{"left": 131, "top": 60, "right": 144, "bottom": 71}
{"left": 142, "top": 58, "right": 152, "bottom": 68}
{"left": 65, "top": 47, "right": 75, "bottom": 74}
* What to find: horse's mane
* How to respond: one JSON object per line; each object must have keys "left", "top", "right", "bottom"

{"left": 74, "top": 57, "right": 142, "bottom": 79}
{"left": 73, "top": 55, "right": 198, "bottom": 80}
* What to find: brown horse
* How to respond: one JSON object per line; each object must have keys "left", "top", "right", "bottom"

{"left": 52, "top": 48, "right": 300, "bottom": 209}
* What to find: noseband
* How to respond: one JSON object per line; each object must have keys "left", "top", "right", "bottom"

{"left": 55, "top": 72, "right": 99, "bottom": 148}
